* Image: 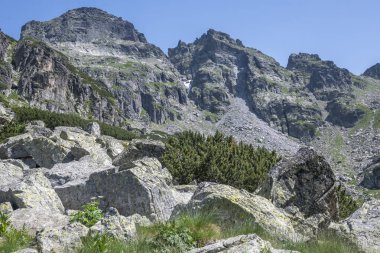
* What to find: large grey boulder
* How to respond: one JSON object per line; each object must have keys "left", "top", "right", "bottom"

{"left": 0, "top": 134, "right": 71, "bottom": 169}
{"left": 37, "top": 222, "right": 89, "bottom": 253}
{"left": 0, "top": 160, "right": 24, "bottom": 189}
{"left": 179, "top": 182, "right": 305, "bottom": 242}
{"left": 54, "top": 157, "right": 191, "bottom": 221}
{"left": 52, "top": 127, "right": 112, "bottom": 166}
{"left": 10, "top": 207, "right": 69, "bottom": 235}
{"left": 187, "top": 234, "right": 299, "bottom": 253}
{"left": 329, "top": 199, "right": 380, "bottom": 253}
{"left": 47, "top": 159, "right": 114, "bottom": 187}
{"left": 85, "top": 122, "right": 101, "bottom": 136}
{"left": 90, "top": 207, "right": 151, "bottom": 240}
{"left": 0, "top": 169, "right": 64, "bottom": 213}
{"left": 96, "top": 135, "right": 125, "bottom": 159}
{"left": 113, "top": 139, "right": 165, "bottom": 167}
{"left": 259, "top": 147, "right": 338, "bottom": 232}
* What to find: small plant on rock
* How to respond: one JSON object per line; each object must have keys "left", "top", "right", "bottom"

{"left": 0, "top": 211, "right": 10, "bottom": 236}
{"left": 70, "top": 201, "right": 104, "bottom": 227}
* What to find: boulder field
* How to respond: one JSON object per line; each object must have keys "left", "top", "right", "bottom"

{"left": 0, "top": 121, "right": 378, "bottom": 253}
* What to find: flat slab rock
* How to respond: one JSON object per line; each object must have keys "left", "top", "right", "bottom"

{"left": 187, "top": 234, "right": 299, "bottom": 253}
{"left": 10, "top": 207, "right": 69, "bottom": 235}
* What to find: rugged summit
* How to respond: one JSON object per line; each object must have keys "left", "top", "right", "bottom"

{"left": 169, "top": 30, "right": 323, "bottom": 140}
{"left": 21, "top": 7, "right": 147, "bottom": 43}
{"left": 20, "top": 8, "right": 187, "bottom": 125}
{"left": 363, "top": 63, "right": 380, "bottom": 80}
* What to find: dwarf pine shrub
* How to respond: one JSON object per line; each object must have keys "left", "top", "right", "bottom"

{"left": 162, "top": 130, "right": 280, "bottom": 192}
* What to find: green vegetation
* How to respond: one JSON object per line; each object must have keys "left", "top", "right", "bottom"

{"left": 77, "top": 211, "right": 362, "bottom": 253}
{"left": 336, "top": 184, "right": 361, "bottom": 219}
{"left": 0, "top": 121, "right": 26, "bottom": 143}
{"left": 275, "top": 232, "right": 362, "bottom": 253}
{"left": 78, "top": 212, "right": 262, "bottom": 253}
{"left": 329, "top": 133, "right": 346, "bottom": 164}
{"left": 0, "top": 211, "right": 11, "bottom": 236}
{"left": 70, "top": 202, "right": 104, "bottom": 228}
{"left": 0, "top": 106, "right": 138, "bottom": 142}
{"left": 0, "top": 211, "right": 34, "bottom": 252}
{"left": 203, "top": 111, "right": 219, "bottom": 123}
{"left": 365, "top": 189, "right": 380, "bottom": 200}
{"left": 162, "top": 130, "right": 280, "bottom": 193}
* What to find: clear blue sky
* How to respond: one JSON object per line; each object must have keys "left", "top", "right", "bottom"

{"left": 1, "top": 0, "right": 379, "bottom": 74}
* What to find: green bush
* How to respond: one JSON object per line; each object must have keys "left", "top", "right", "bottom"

{"left": 0, "top": 211, "right": 10, "bottom": 236}
{"left": 162, "top": 130, "right": 280, "bottom": 192}
{"left": 0, "top": 121, "right": 26, "bottom": 143}
{"left": 70, "top": 202, "right": 104, "bottom": 227}
{"left": 11, "top": 106, "right": 137, "bottom": 140}
{"left": 336, "top": 185, "right": 361, "bottom": 219}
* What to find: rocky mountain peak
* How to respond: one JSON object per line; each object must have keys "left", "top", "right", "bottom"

{"left": 21, "top": 7, "right": 147, "bottom": 44}
{"left": 287, "top": 53, "right": 322, "bottom": 71}
{"left": 191, "top": 29, "right": 244, "bottom": 48}
{"left": 363, "top": 63, "right": 380, "bottom": 80}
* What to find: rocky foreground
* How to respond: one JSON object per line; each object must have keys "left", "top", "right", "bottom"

{"left": 0, "top": 121, "right": 378, "bottom": 253}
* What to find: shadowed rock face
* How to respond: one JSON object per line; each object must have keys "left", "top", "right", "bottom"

{"left": 360, "top": 157, "right": 380, "bottom": 189}
{"left": 21, "top": 7, "right": 147, "bottom": 44}
{"left": 259, "top": 148, "right": 338, "bottom": 231}
{"left": 363, "top": 63, "right": 380, "bottom": 80}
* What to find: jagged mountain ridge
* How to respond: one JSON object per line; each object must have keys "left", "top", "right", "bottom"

{"left": 0, "top": 7, "right": 380, "bottom": 180}
{"left": 19, "top": 7, "right": 188, "bottom": 125}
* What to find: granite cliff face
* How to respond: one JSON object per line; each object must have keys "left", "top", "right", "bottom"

{"left": 169, "top": 30, "right": 324, "bottom": 140}
{"left": 20, "top": 7, "right": 187, "bottom": 125}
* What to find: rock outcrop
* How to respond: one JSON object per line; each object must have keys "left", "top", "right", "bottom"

{"left": 178, "top": 182, "right": 305, "bottom": 242}
{"left": 326, "top": 95, "right": 367, "bottom": 128}
{"left": 22, "top": 8, "right": 147, "bottom": 44}
{"left": 113, "top": 139, "right": 165, "bottom": 167}
{"left": 363, "top": 63, "right": 380, "bottom": 80}
{"left": 0, "top": 31, "right": 13, "bottom": 90}
{"left": 54, "top": 157, "right": 192, "bottom": 221}
{"left": 287, "top": 53, "right": 353, "bottom": 100}
{"left": 360, "top": 157, "right": 380, "bottom": 189}
{"left": 329, "top": 199, "right": 380, "bottom": 253}
{"left": 90, "top": 207, "right": 151, "bottom": 240}
{"left": 36, "top": 222, "right": 89, "bottom": 253}
{"left": 259, "top": 148, "right": 339, "bottom": 233}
